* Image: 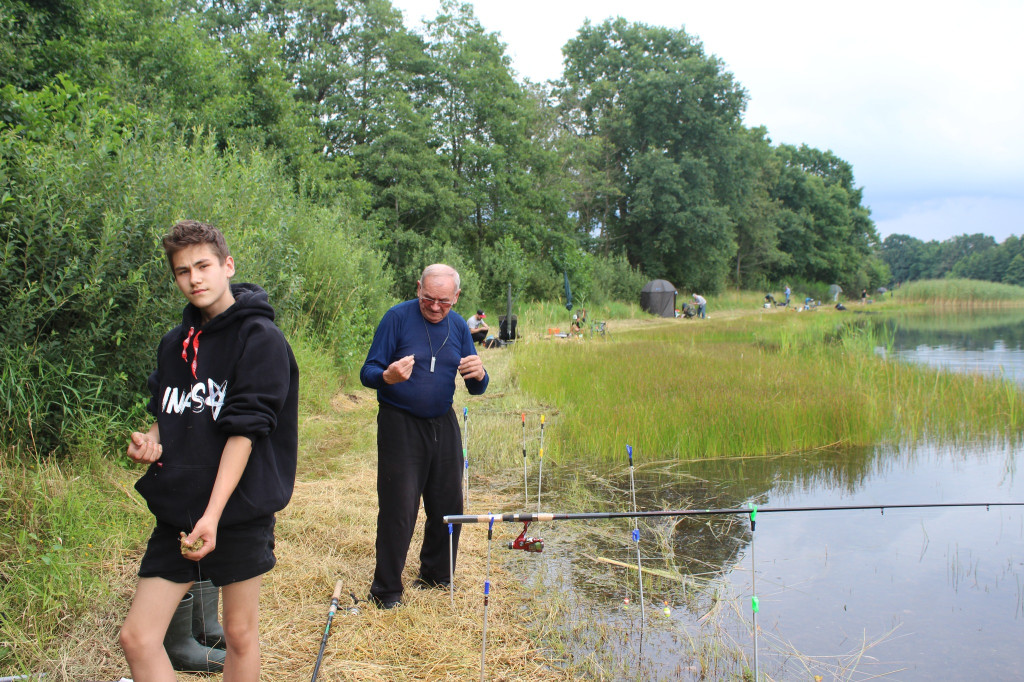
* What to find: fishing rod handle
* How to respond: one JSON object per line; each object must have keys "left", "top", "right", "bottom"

{"left": 330, "top": 579, "right": 343, "bottom": 610}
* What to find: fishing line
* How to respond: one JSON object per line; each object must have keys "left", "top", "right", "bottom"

{"left": 626, "top": 445, "right": 646, "bottom": 655}
{"left": 537, "top": 415, "right": 545, "bottom": 513}
{"left": 185, "top": 511, "right": 216, "bottom": 671}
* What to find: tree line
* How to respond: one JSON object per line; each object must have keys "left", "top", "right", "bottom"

{"left": 1, "top": 0, "right": 889, "bottom": 454}
{"left": 882, "top": 233, "right": 1024, "bottom": 286}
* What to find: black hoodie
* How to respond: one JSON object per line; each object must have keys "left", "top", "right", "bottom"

{"left": 134, "top": 283, "right": 299, "bottom": 530}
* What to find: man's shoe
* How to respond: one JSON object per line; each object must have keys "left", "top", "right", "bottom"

{"left": 368, "top": 594, "right": 403, "bottom": 610}
{"left": 414, "top": 576, "right": 451, "bottom": 590}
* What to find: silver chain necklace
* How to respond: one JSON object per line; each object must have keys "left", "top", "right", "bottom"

{"left": 421, "top": 312, "right": 451, "bottom": 373}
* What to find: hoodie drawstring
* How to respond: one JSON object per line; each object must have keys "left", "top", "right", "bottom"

{"left": 181, "top": 326, "right": 203, "bottom": 379}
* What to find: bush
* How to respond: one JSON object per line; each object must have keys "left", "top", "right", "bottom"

{"left": 1, "top": 96, "right": 385, "bottom": 456}
{"left": 590, "top": 251, "right": 648, "bottom": 305}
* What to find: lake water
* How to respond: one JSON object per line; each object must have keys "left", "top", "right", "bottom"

{"left": 512, "top": 311, "right": 1024, "bottom": 681}
{"left": 876, "top": 309, "right": 1024, "bottom": 385}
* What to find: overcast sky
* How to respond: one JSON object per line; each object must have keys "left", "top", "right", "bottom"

{"left": 391, "top": 0, "right": 1024, "bottom": 244}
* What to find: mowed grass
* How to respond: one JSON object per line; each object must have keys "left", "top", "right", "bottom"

{"left": 515, "top": 309, "right": 1024, "bottom": 463}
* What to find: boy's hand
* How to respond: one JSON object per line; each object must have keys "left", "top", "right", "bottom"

{"left": 127, "top": 431, "right": 162, "bottom": 463}
{"left": 180, "top": 516, "right": 217, "bottom": 561}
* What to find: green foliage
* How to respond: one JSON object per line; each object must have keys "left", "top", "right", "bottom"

{"left": 589, "top": 251, "right": 647, "bottom": 305}
{"left": 768, "top": 144, "right": 883, "bottom": 292}
{"left": 477, "top": 233, "right": 559, "bottom": 304}
{"left": 560, "top": 18, "right": 748, "bottom": 292}
{"left": 286, "top": 209, "right": 394, "bottom": 369}
{"left": 0, "top": 96, "right": 385, "bottom": 455}
{"left": 0, "top": 0, "right": 901, "bottom": 457}
{"left": 883, "top": 232, "right": 1023, "bottom": 287}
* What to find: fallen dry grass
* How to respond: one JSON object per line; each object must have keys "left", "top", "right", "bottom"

{"left": 50, "top": 342, "right": 580, "bottom": 681}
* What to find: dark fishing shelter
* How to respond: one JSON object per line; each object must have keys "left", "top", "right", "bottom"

{"left": 640, "top": 279, "right": 677, "bottom": 317}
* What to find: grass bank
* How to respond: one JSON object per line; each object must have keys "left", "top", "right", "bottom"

{"left": 515, "top": 307, "right": 1024, "bottom": 463}
{"left": 0, "top": 334, "right": 583, "bottom": 681}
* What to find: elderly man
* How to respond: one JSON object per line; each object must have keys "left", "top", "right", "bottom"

{"left": 359, "top": 264, "right": 489, "bottom": 609}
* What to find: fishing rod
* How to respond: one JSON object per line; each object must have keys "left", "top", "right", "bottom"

{"left": 463, "top": 407, "right": 469, "bottom": 505}
{"left": 480, "top": 516, "right": 495, "bottom": 682}
{"left": 625, "top": 445, "right": 646, "bottom": 649}
{"left": 748, "top": 505, "right": 759, "bottom": 682}
{"left": 310, "top": 580, "right": 343, "bottom": 682}
{"left": 444, "top": 501, "right": 1024, "bottom": 525}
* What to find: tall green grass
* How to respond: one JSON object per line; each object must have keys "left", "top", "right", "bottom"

{"left": 0, "top": 451, "right": 151, "bottom": 673}
{"left": 897, "top": 278, "right": 1024, "bottom": 304}
{"left": 515, "top": 310, "right": 1024, "bottom": 462}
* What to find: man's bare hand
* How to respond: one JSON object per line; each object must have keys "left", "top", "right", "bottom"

{"left": 458, "top": 354, "right": 486, "bottom": 381}
{"left": 127, "top": 430, "right": 162, "bottom": 463}
{"left": 384, "top": 355, "right": 416, "bottom": 384}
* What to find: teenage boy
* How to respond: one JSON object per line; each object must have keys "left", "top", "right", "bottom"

{"left": 119, "top": 220, "right": 299, "bottom": 682}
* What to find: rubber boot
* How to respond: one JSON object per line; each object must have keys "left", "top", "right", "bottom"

{"left": 164, "top": 592, "right": 226, "bottom": 672}
{"left": 189, "top": 579, "right": 226, "bottom": 649}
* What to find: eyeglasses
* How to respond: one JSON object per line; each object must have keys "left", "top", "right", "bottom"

{"left": 419, "top": 294, "right": 454, "bottom": 309}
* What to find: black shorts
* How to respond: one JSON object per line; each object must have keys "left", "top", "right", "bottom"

{"left": 138, "top": 517, "right": 276, "bottom": 587}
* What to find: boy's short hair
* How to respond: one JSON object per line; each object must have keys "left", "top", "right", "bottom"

{"left": 162, "top": 220, "right": 230, "bottom": 271}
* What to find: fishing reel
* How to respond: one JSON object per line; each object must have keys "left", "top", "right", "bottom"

{"left": 507, "top": 521, "right": 544, "bottom": 553}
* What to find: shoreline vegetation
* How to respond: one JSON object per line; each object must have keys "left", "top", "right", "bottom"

{"left": 894, "top": 278, "right": 1024, "bottom": 305}
{"left": 4, "top": 287, "right": 1024, "bottom": 679}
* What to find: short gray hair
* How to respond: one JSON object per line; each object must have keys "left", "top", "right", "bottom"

{"left": 419, "top": 263, "right": 460, "bottom": 291}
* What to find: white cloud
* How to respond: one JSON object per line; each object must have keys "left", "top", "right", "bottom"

{"left": 392, "top": 0, "right": 1024, "bottom": 243}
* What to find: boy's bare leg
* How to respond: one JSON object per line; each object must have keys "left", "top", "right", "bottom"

{"left": 120, "top": 577, "right": 192, "bottom": 682}
{"left": 221, "top": 575, "right": 263, "bottom": 682}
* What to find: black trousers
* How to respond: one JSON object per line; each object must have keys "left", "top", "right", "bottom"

{"left": 371, "top": 403, "right": 463, "bottom": 602}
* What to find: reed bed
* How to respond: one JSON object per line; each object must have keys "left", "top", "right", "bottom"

{"left": 896, "top": 278, "right": 1024, "bottom": 305}
{"left": 515, "top": 309, "right": 1024, "bottom": 463}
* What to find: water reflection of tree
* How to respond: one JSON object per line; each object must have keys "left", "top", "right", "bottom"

{"left": 546, "top": 445, "right": 886, "bottom": 596}
{"left": 879, "top": 310, "right": 1024, "bottom": 350}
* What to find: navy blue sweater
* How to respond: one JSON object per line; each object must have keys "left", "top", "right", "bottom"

{"left": 360, "top": 300, "right": 488, "bottom": 418}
